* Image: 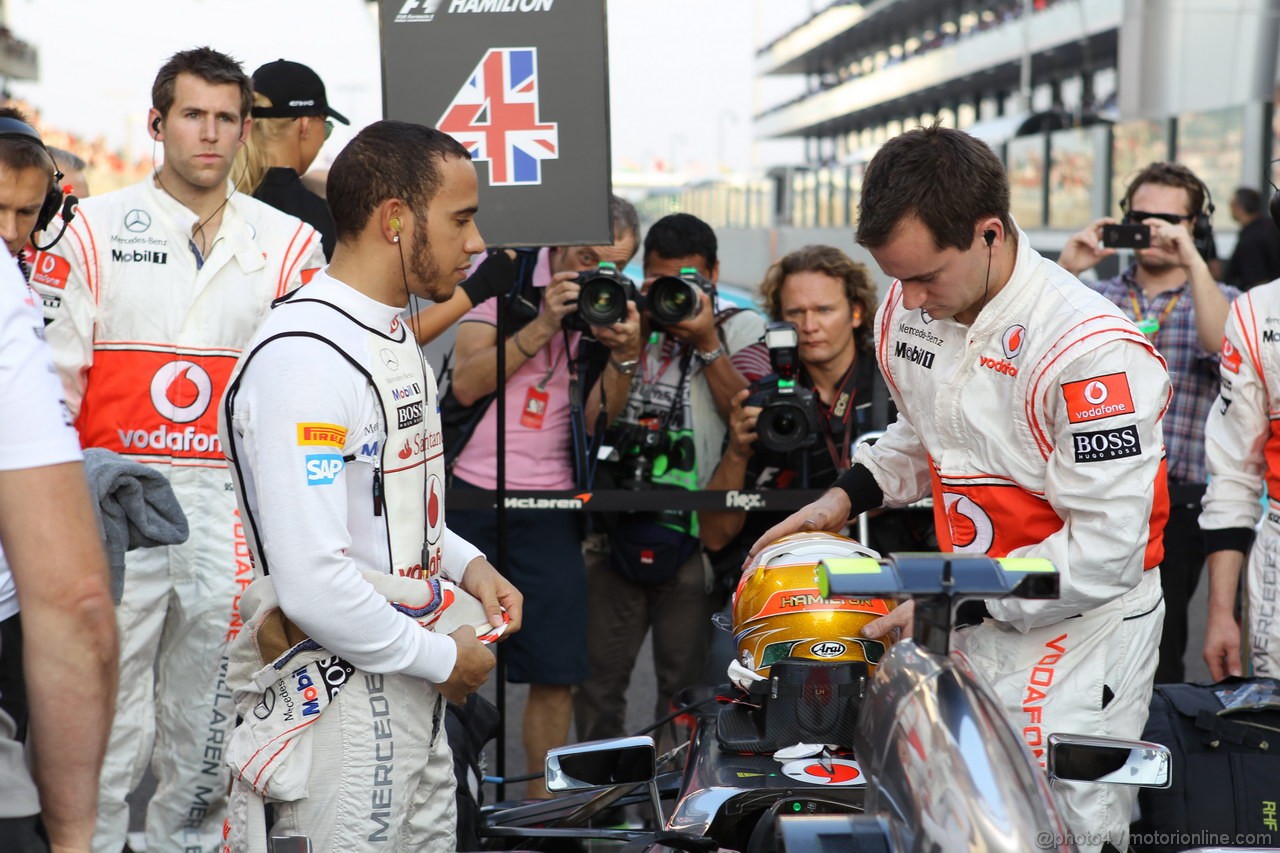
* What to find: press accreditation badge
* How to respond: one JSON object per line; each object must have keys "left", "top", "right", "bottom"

{"left": 521, "top": 386, "right": 550, "bottom": 429}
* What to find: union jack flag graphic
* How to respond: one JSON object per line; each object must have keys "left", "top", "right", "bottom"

{"left": 438, "top": 47, "right": 560, "bottom": 187}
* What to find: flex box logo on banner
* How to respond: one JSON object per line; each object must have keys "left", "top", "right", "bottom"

{"left": 439, "top": 48, "right": 560, "bottom": 186}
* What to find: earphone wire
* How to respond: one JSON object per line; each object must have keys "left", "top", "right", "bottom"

{"left": 981, "top": 236, "right": 994, "bottom": 316}
{"left": 150, "top": 123, "right": 244, "bottom": 259}
{"left": 395, "top": 214, "right": 438, "bottom": 574}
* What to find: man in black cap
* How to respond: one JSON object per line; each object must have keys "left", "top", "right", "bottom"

{"left": 237, "top": 58, "right": 349, "bottom": 258}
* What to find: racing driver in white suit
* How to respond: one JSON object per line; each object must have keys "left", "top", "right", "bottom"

{"left": 1201, "top": 278, "right": 1280, "bottom": 680}
{"left": 219, "top": 120, "right": 521, "bottom": 852}
{"left": 28, "top": 49, "right": 324, "bottom": 852}
{"left": 755, "top": 126, "right": 1170, "bottom": 853}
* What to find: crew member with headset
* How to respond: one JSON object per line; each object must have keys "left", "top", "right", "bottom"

{"left": 0, "top": 107, "right": 79, "bottom": 279}
{"left": 1060, "top": 162, "right": 1237, "bottom": 684}
{"left": 29, "top": 47, "right": 325, "bottom": 852}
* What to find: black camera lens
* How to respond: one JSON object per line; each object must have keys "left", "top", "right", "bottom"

{"left": 578, "top": 275, "right": 628, "bottom": 327}
{"left": 648, "top": 275, "right": 701, "bottom": 325}
{"left": 757, "top": 402, "right": 811, "bottom": 453}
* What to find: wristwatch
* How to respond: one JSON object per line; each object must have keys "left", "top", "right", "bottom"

{"left": 694, "top": 345, "right": 725, "bottom": 366}
{"left": 610, "top": 356, "right": 639, "bottom": 376}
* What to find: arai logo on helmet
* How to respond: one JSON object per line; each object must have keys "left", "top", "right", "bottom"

{"left": 810, "top": 641, "right": 847, "bottom": 658}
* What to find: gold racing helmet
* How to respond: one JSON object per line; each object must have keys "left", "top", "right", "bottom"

{"left": 733, "top": 531, "right": 895, "bottom": 678}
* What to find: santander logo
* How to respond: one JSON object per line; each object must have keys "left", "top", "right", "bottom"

{"left": 149, "top": 361, "right": 212, "bottom": 424}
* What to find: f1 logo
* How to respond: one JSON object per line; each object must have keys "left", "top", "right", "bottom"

{"left": 397, "top": 0, "right": 443, "bottom": 13}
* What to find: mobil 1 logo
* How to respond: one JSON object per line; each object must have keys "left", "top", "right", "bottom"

{"left": 1072, "top": 424, "right": 1140, "bottom": 464}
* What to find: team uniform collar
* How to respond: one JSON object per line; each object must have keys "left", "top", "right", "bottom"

{"left": 143, "top": 178, "right": 266, "bottom": 274}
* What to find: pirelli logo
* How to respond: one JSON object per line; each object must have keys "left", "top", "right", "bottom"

{"left": 297, "top": 423, "right": 348, "bottom": 447}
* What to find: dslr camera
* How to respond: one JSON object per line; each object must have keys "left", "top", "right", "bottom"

{"left": 646, "top": 267, "right": 714, "bottom": 326}
{"left": 565, "top": 262, "right": 639, "bottom": 331}
{"left": 744, "top": 322, "right": 822, "bottom": 453}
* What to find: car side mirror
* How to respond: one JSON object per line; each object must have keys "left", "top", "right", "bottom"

{"left": 545, "top": 735, "right": 657, "bottom": 792}
{"left": 1047, "top": 733, "right": 1171, "bottom": 788}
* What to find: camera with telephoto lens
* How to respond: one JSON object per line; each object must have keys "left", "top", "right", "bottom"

{"left": 564, "top": 262, "right": 638, "bottom": 331}
{"left": 646, "top": 267, "right": 713, "bottom": 326}
{"left": 744, "top": 321, "right": 822, "bottom": 453}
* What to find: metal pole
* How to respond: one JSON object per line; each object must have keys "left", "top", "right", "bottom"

{"left": 494, "top": 279, "right": 509, "bottom": 802}
{"left": 1020, "top": 0, "right": 1034, "bottom": 114}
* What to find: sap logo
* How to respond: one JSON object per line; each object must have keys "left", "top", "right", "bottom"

{"left": 1071, "top": 425, "right": 1140, "bottom": 464}
{"left": 725, "top": 490, "right": 763, "bottom": 510}
{"left": 397, "top": 401, "right": 424, "bottom": 430}
{"left": 894, "top": 340, "right": 935, "bottom": 369}
{"left": 979, "top": 356, "right": 1018, "bottom": 377}
{"left": 810, "top": 641, "right": 847, "bottom": 658}
{"left": 390, "top": 383, "right": 421, "bottom": 401}
{"left": 111, "top": 248, "right": 167, "bottom": 265}
{"left": 305, "top": 454, "right": 344, "bottom": 485}
{"left": 291, "top": 667, "right": 322, "bottom": 717}
{"left": 1265, "top": 330, "right": 1280, "bottom": 343}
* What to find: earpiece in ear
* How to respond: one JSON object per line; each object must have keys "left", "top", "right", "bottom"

{"left": 390, "top": 217, "right": 402, "bottom": 232}
{"left": 152, "top": 117, "right": 161, "bottom": 135}
{"left": 983, "top": 229, "right": 996, "bottom": 247}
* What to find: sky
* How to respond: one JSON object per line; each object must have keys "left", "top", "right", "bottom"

{"left": 4, "top": 0, "right": 809, "bottom": 178}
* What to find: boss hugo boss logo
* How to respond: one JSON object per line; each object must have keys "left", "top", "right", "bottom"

{"left": 1072, "top": 425, "right": 1141, "bottom": 463}
{"left": 396, "top": 401, "right": 424, "bottom": 429}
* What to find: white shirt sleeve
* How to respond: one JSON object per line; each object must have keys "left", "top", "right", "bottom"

{"left": 230, "top": 337, "right": 457, "bottom": 684}
{"left": 1201, "top": 291, "right": 1269, "bottom": 539}
{"left": 441, "top": 526, "right": 481, "bottom": 581}
{"left": 0, "top": 268, "right": 81, "bottom": 471}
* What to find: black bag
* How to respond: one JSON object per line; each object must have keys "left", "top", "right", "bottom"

{"left": 1133, "top": 677, "right": 1280, "bottom": 852}
{"left": 608, "top": 516, "right": 699, "bottom": 586}
{"left": 446, "top": 693, "right": 501, "bottom": 851}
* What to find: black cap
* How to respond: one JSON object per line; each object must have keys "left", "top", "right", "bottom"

{"left": 251, "top": 59, "right": 349, "bottom": 125}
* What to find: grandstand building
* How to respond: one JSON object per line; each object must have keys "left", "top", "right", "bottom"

{"left": 655, "top": 0, "right": 1280, "bottom": 288}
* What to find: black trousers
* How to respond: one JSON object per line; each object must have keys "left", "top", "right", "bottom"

{"left": 1155, "top": 487, "right": 1208, "bottom": 684}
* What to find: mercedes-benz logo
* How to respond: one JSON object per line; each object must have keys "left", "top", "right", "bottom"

{"left": 124, "top": 209, "right": 151, "bottom": 233}
{"left": 380, "top": 348, "right": 399, "bottom": 371}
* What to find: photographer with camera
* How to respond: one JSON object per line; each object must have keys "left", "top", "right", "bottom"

{"left": 1060, "top": 162, "right": 1237, "bottom": 684}
{"left": 574, "top": 213, "right": 769, "bottom": 750}
{"left": 444, "top": 195, "right": 640, "bottom": 799}
{"left": 699, "top": 246, "right": 890, "bottom": 565}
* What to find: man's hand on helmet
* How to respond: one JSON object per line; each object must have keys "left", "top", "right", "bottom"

{"left": 861, "top": 599, "right": 913, "bottom": 643}
{"left": 747, "top": 487, "right": 851, "bottom": 561}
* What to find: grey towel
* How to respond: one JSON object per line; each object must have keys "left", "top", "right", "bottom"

{"left": 82, "top": 448, "right": 189, "bottom": 603}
